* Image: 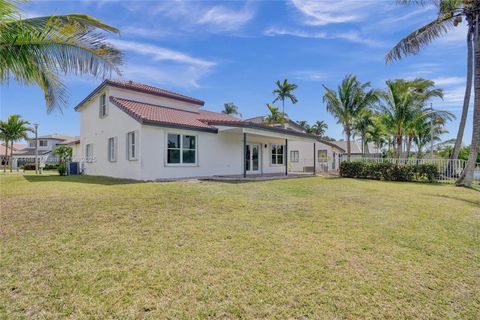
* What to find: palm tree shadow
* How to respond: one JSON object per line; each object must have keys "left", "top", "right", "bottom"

{"left": 23, "top": 175, "right": 140, "bottom": 186}
{"left": 425, "top": 193, "right": 480, "bottom": 207}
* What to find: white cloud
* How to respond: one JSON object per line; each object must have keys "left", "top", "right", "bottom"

{"left": 109, "top": 39, "right": 216, "bottom": 68}
{"left": 120, "top": 64, "right": 207, "bottom": 88}
{"left": 431, "top": 77, "right": 465, "bottom": 86}
{"left": 198, "top": 6, "right": 254, "bottom": 31}
{"left": 264, "top": 27, "right": 384, "bottom": 47}
{"left": 290, "top": 0, "right": 381, "bottom": 26}
{"left": 291, "top": 70, "right": 327, "bottom": 82}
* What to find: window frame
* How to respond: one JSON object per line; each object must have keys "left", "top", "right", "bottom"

{"left": 107, "top": 137, "right": 117, "bottom": 162}
{"left": 39, "top": 140, "right": 48, "bottom": 147}
{"left": 271, "top": 144, "right": 284, "bottom": 166}
{"left": 85, "top": 143, "right": 93, "bottom": 163}
{"left": 290, "top": 150, "right": 299, "bottom": 163}
{"left": 166, "top": 132, "right": 198, "bottom": 166}
{"left": 99, "top": 93, "right": 107, "bottom": 118}
{"left": 318, "top": 150, "right": 328, "bottom": 162}
{"left": 127, "top": 131, "right": 138, "bottom": 161}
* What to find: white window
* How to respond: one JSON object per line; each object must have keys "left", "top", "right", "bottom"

{"left": 318, "top": 150, "right": 327, "bottom": 162}
{"left": 167, "top": 133, "right": 197, "bottom": 165}
{"left": 108, "top": 137, "right": 117, "bottom": 162}
{"left": 39, "top": 140, "right": 48, "bottom": 147}
{"left": 127, "top": 131, "right": 138, "bottom": 160}
{"left": 99, "top": 93, "right": 107, "bottom": 118}
{"left": 290, "top": 150, "right": 299, "bottom": 162}
{"left": 85, "top": 143, "right": 93, "bottom": 162}
{"left": 271, "top": 144, "right": 284, "bottom": 165}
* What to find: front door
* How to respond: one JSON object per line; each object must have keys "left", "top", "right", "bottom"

{"left": 245, "top": 144, "right": 260, "bottom": 173}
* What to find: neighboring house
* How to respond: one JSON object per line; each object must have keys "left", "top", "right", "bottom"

{"left": 75, "top": 80, "right": 340, "bottom": 180}
{"left": 1, "top": 143, "right": 26, "bottom": 167}
{"left": 331, "top": 140, "right": 382, "bottom": 160}
{"left": 246, "top": 116, "right": 345, "bottom": 173}
{"left": 12, "top": 134, "right": 79, "bottom": 169}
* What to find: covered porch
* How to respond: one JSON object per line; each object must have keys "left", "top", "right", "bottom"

{"left": 214, "top": 124, "right": 320, "bottom": 178}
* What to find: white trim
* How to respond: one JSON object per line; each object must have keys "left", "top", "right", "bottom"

{"left": 127, "top": 130, "right": 138, "bottom": 161}
{"left": 270, "top": 143, "right": 285, "bottom": 166}
{"left": 165, "top": 132, "right": 198, "bottom": 167}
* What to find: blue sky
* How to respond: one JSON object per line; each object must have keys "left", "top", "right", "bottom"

{"left": 0, "top": 0, "right": 473, "bottom": 143}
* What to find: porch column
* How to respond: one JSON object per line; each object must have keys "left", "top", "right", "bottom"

{"left": 243, "top": 132, "right": 247, "bottom": 178}
{"left": 285, "top": 139, "right": 288, "bottom": 176}
{"left": 313, "top": 142, "right": 316, "bottom": 175}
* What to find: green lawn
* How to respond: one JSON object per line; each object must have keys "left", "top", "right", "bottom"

{"left": 1, "top": 174, "right": 479, "bottom": 319}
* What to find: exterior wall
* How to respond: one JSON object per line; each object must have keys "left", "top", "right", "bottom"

{"left": 288, "top": 141, "right": 340, "bottom": 172}
{"left": 79, "top": 87, "right": 142, "bottom": 179}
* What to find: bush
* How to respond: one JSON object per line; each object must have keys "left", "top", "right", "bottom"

{"left": 57, "top": 164, "right": 67, "bottom": 176}
{"left": 340, "top": 161, "right": 438, "bottom": 183}
{"left": 43, "top": 163, "right": 59, "bottom": 170}
{"left": 21, "top": 163, "right": 36, "bottom": 170}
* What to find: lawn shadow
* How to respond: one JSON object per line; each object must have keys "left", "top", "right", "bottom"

{"left": 425, "top": 193, "right": 480, "bottom": 207}
{"left": 23, "top": 175, "right": 140, "bottom": 186}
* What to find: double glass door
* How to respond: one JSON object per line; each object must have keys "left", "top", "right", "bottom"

{"left": 245, "top": 144, "right": 260, "bottom": 173}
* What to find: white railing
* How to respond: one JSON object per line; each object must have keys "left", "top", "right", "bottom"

{"left": 361, "top": 156, "right": 480, "bottom": 184}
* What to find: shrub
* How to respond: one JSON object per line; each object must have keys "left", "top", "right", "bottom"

{"left": 340, "top": 161, "right": 438, "bottom": 183}
{"left": 43, "top": 163, "right": 59, "bottom": 170}
{"left": 21, "top": 163, "right": 36, "bottom": 170}
{"left": 57, "top": 164, "right": 67, "bottom": 176}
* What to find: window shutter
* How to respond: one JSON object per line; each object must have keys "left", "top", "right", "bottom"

{"left": 134, "top": 130, "right": 139, "bottom": 160}
{"left": 113, "top": 136, "right": 117, "bottom": 162}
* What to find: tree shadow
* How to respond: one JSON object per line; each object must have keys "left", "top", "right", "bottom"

{"left": 425, "top": 193, "right": 480, "bottom": 207}
{"left": 23, "top": 175, "right": 140, "bottom": 186}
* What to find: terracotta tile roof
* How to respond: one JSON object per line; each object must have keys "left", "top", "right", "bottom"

{"left": 110, "top": 97, "right": 238, "bottom": 132}
{"left": 0, "top": 144, "right": 27, "bottom": 156}
{"left": 75, "top": 80, "right": 204, "bottom": 110}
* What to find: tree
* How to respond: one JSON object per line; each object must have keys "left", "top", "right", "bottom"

{"left": 221, "top": 102, "right": 241, "bottom": 117}
{"left": 353, "top": 110, "right": 374, "bottom": 156}
{"left": 297, "top": 120, "right": 311, "bottom": 133}
{"left": 53, "top": 145, "right": 72, "bottom": 175}
{"left": 310, "top": 120, "right": 328, "bottom": 137}
{"left": 386, "top": 0, "right": 479, "bottom": 186}
{"left": 0, "top": 121, "right": 8, "bottom": 172}
{"left": 273, "top": 79, "right": 298, "bottom": 114}
{"left": 323, "top": 75, "right": 379, "bottom": 160}
{"left": 0, "top": 1, "right": 123, "bottom": 112}
{"left": 264, "top": 103, "right": 287, "bottom": 125}
{"left": 0, "top": 115, "right": 31, "bottom": 172}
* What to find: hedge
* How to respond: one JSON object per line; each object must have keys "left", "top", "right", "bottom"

{"left": 340, "top": 161, "right": 439, "bottom": 182}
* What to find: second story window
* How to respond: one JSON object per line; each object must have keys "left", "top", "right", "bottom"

{"left": 99, "top": 93, "right": 107, "bottom": 118}
{"left": 39, "top": 140, "right": 48, "bottom": 147}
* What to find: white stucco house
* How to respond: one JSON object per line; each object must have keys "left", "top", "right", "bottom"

{"left": 75, "top": 80, "right": 344, "bottom": 180}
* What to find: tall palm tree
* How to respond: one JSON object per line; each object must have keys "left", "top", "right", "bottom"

{"left": 366, "top": 117, "right": 388, "bottom": 154}
{"left": 353, "top": 109, "right": 374, "bottom": 156}
{"left": 0, "top": 121, "right": 8, "bottom": 172}
{"left": 310, "top": 120, "right": 328, "bottom": 137}
{"left": 378, "top": 78, "right": 444, "bottom": 159}
{"left": 0, "top": 115, "right": 31, "bottom": 172}
{"left": 264, "top": 103, "right": 287, "bottom": 125}
{"left": 221, "top": 102, "right": 241, "bottom": 117}
{"left": 323, "top": 74, "right": 379, "bottom": 160}
{"left": 386, "top": 0, "right": 479, "bottom": 186}
{"left": 0, "top": 1, "right": 123, "bottom": 112}
{"left": 273, "top": 79, "right": 298, "bottom": 114}
{"left": 297, "top": 120, "right": 311, "bottom": 133}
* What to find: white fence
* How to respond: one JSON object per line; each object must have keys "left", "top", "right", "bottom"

{"left": 360, "top": 156, "right": 480, "bottom": 184}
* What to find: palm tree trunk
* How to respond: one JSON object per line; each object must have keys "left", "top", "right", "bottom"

{"left": 396, "top": 134, "right": 402, "bottom": 160}
{"left": 452, "top": 30, "right": 473, "bottom": 160}
{"left": 457, "top": 17, "right": 480, "bottom": 187}
{"left": 346, "top": 128, "right": 351, "bottom": 161}
{"left": 3, "top": 140, "right": 8, "bottom": 172}
{"left": 406, "top": 136, "right": 413, "bottom": 159}
{"left": 9, "top": 140, "right": 13, "bottom": 172}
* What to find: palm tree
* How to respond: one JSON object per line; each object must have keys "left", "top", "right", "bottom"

{"left": 297, "top": 120, "right": 311, "bottom": 133}
{"left": 0, "top": 121, "right": 8, "bottom": 172}
{"left": 273, "top": 79, "right": 298, "bottom": 114}
{"left": 221, "top": 102, "right": 241, "bottom": 117}
{"left": 0, "top": 1, "right": 123, "bottom": 112}
{"left": 264, "top": 103, "right": 287, "bottom": 125}
{"left": 353, "top": 110, "right": 374, "bottom": 156}
{"left": 310, "top": 120, "right": 328, "bottom": 137}
{"left": 323, "top": 74, "right": 379, "bottom": 160}
{"left": 0, "top": 115, "right": 31, "bottom": 172}
{"left": 378, "top": 79, "right": 444, "bottom": 159}
{"left": 386, "top": 0, "right": 479, "bottom": 186}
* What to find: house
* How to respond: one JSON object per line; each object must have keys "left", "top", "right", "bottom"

{"left": 1, "top": 143, "right": 26, "bottom": 167}
{"left": 246, "top": 116, "right": 345, "bottom": 173}
{"left": 75, "top": 80, "right": 345, "bottom": 180}
{"left": 12, "top": 134, "right": 79, "bottom": 169}
{"left": 331, "top": 140, "right": 382, "bottom": 160}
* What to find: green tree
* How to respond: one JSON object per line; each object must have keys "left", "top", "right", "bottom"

{"left": 273, "top": 79, "right": 298, "bottom": 114}
{"left": 0, "top": 114, "right": 31, "bottom": 172}
{"left": 353, "top": 110, "right": 374, "bottom": 156}
{"left": 53, "top": 145, "right": 72, "bottom": 175}
{"left": 0, "top": 0, "right": 123, "bottom": 112}
{"left": 310, "top": 120, "right": 328, "bottom": 137}
{"left": 297, "top": 120, "right": 311, "bottom": 133}
{"left": 221, "top": 102, "right": 242, "bottom": 117}
{"left": 264, "top": 103, "right": 287, "bottom": 125}
{"left": 323, "top": 75, "right": 379, "bottom": 160}
{"left": 386, "top": 0, "right": 479, "bottom": 186}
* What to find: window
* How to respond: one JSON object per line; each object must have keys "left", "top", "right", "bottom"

{"left": 332, "top": 152, "right": 336, "bottom": 170}
{"left": 39, "top": 140, "right": 48, "bottom": 147}
{"left": 127, "top": 131, "right": 137, "bottom": 160}
{"left": 108, "top": 137, "right": 117, "bottom": 162}
{"left": 167, "top": 133, "right": 197, "bottom": 165}
{"left": 271, "top": 144, "right": 284, "bottom": 165}
{"left": 29, "top": 141, "right": 35, "bottom": 148}
{"left": 85, "top": 143, "right": 93, "bottom": 162}
{"left": 290, "top": 150, "right": 299, "bottom": 162}
{"left": 99, "top": 93, "right": 107, "bottom": 118}
{"left": 318, "top": 150, "right": 328, "bottom": 162}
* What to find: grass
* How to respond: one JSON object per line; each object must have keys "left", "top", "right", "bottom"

{"left": 1, "top": 173, "right": 479, "bottom": 319}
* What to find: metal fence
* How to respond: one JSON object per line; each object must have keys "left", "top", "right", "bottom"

{"left": 360, "top": 156, "right": 480, "bottom": 184}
